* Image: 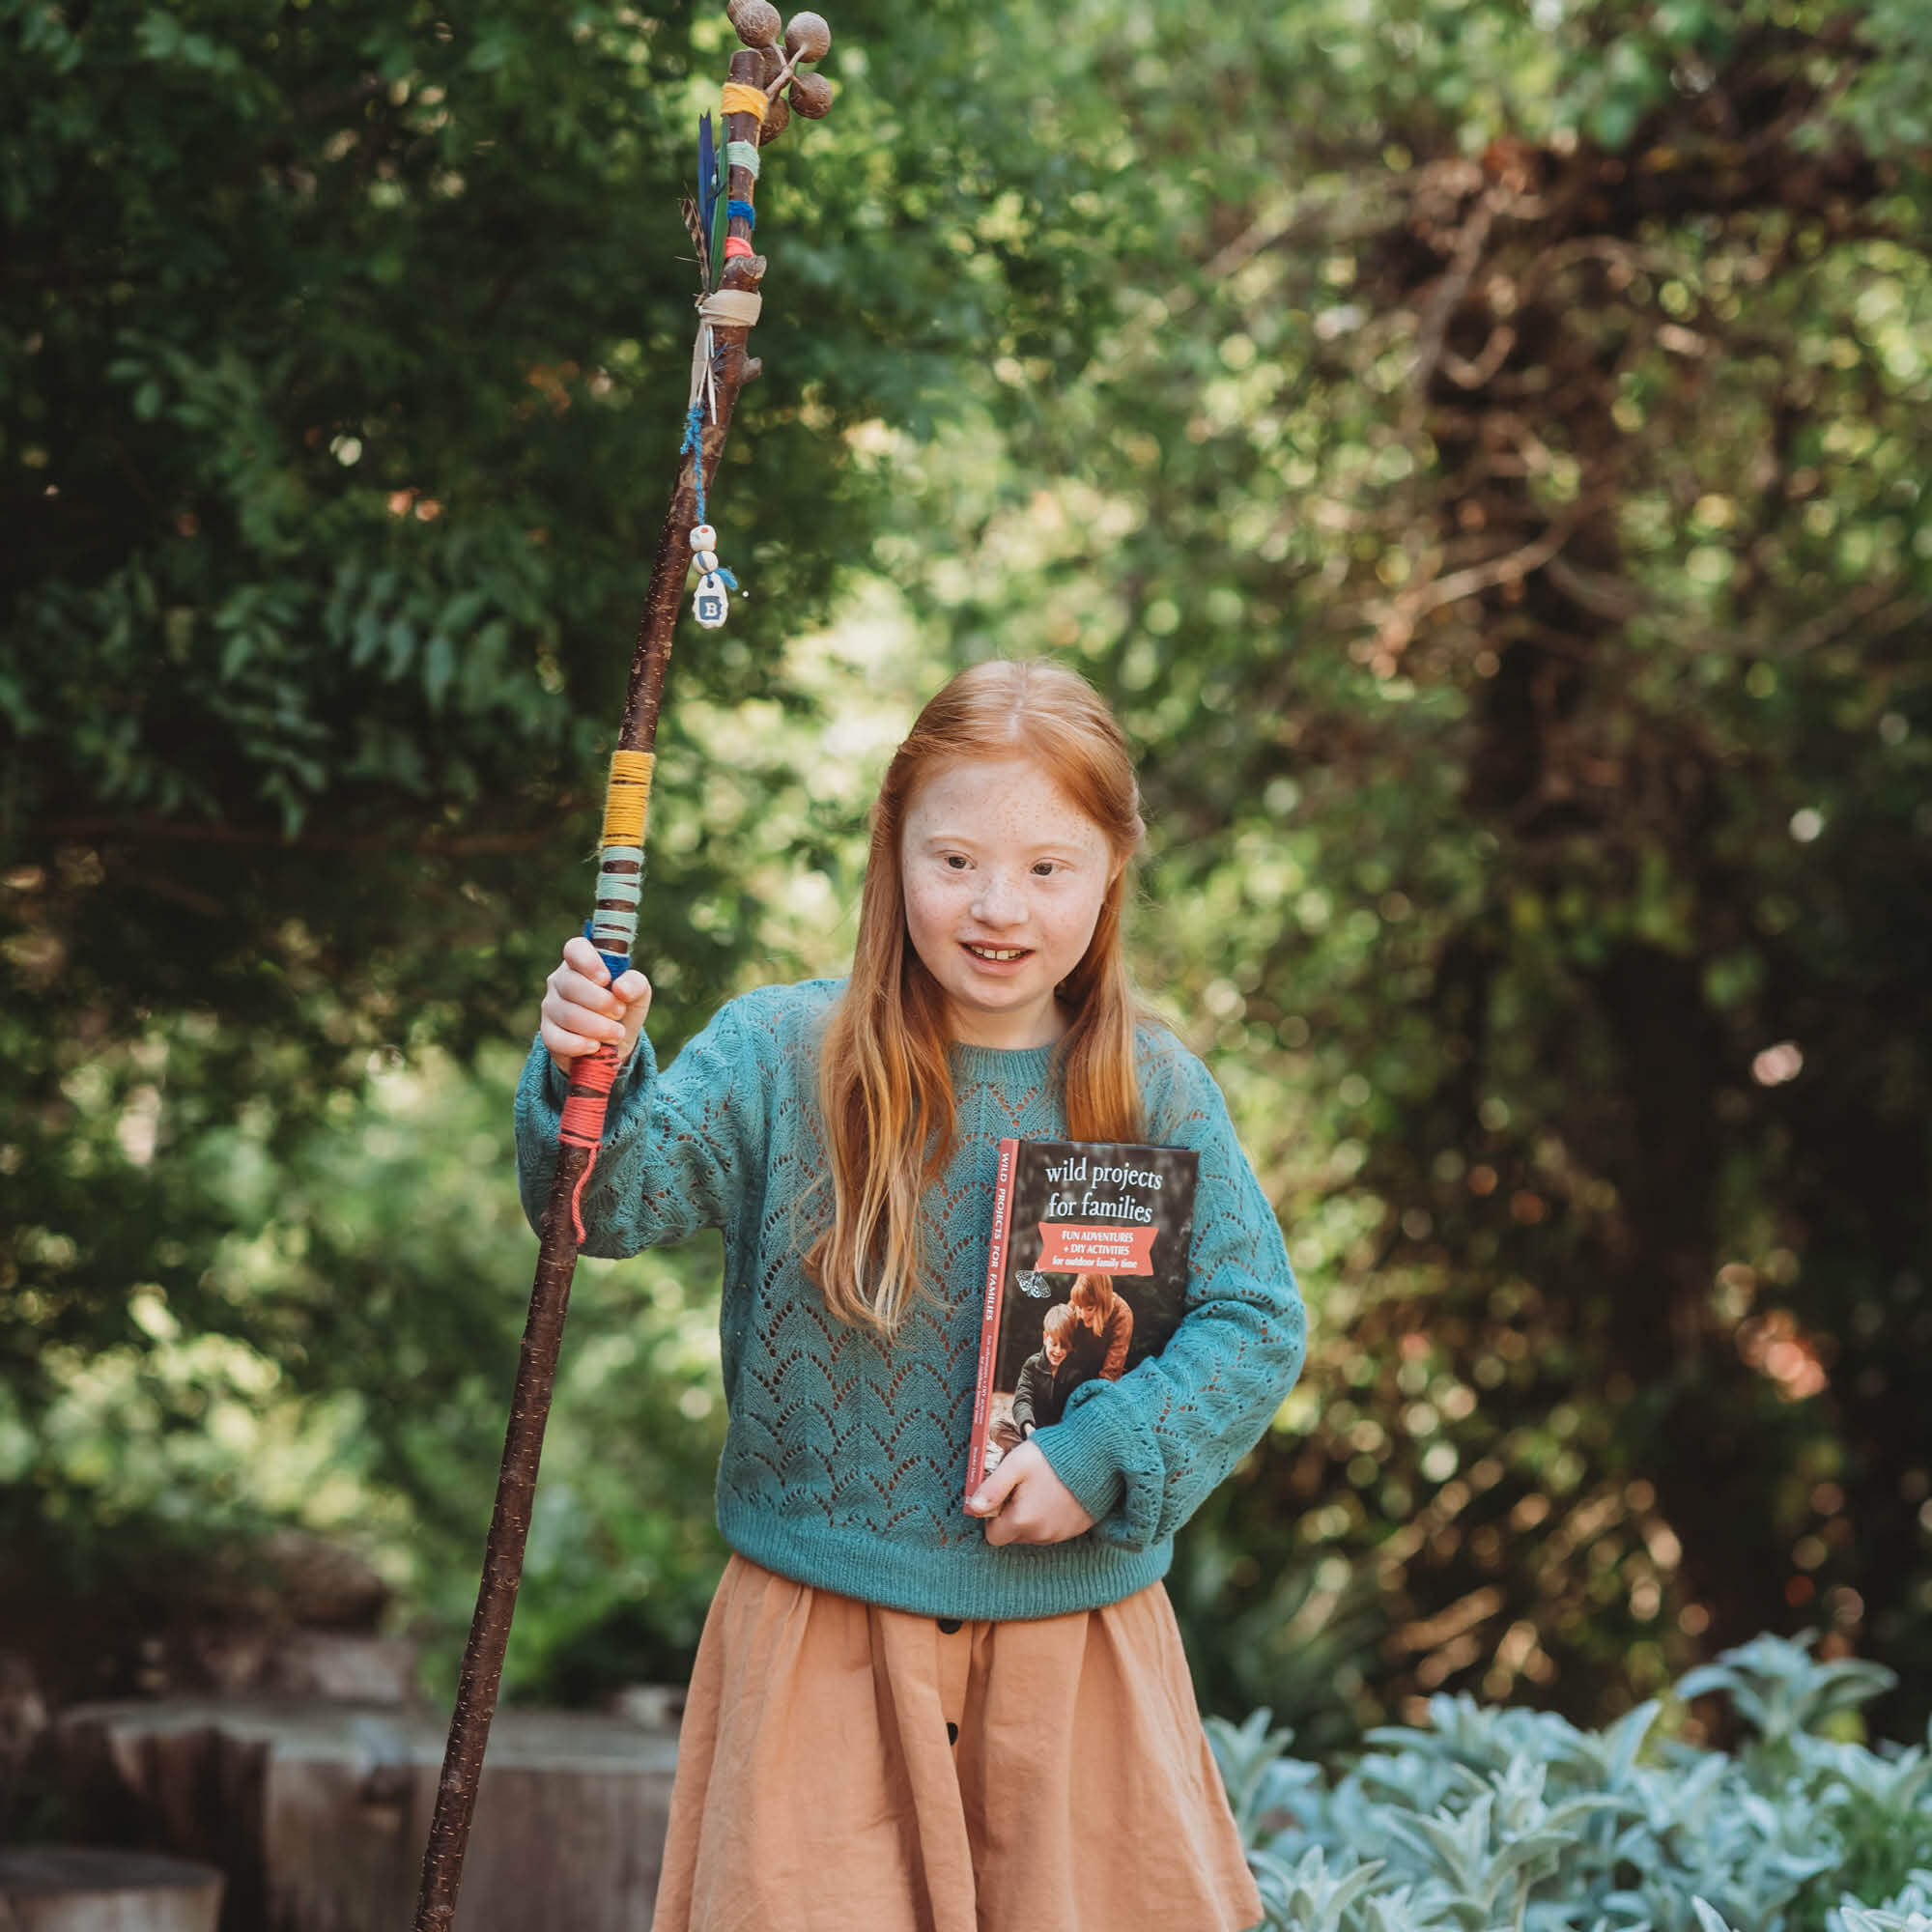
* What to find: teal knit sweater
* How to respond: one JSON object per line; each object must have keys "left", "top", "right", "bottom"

{"left": 514, "top": 980, "right": 1305, "bottom": 1622}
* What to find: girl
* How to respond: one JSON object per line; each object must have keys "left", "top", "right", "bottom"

{"left": 1067, "top": 1269, "right": 1134, "bottom": 1381}
{"left": 518, "top": 659, "right": 1305, "bottom": 1932}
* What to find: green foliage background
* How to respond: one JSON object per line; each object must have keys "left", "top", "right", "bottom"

{"left": 4, "top": 0, "right": 1930, "bottom": 1749}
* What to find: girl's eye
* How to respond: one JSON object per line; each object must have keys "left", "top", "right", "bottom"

{"left": 944, "top": 854, "right": 970, "bottom": 869}
{"left": 1031, "top": 861, "right": 1059, "bottom": 876}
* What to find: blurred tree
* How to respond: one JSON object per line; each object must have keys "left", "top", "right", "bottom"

{"left": 879, "top": 0, "right": 1932, "bottom": 1742}
{"left": 0, "top": 0, "right": 1125, "bottom": 1690}
{"left": 6, "top": 0, "right": 1930, "bottom": 1747}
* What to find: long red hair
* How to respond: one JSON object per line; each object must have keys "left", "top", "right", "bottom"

{"left": 806, "top": 660, "right": 1147, "bottom": 1335}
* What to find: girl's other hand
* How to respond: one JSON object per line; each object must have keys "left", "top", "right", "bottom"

{"left": 965, "top": 1441, "right": 1095, "bottom": 1547}
{"left": 541, "top": 935, "right": 652, "bottom": 1077}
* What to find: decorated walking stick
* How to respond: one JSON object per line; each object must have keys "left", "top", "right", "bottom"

{"left": 411, "top": 11, "right": 834, "bottom": 1926}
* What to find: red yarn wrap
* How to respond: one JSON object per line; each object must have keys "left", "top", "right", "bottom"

{"left": 558, "top": 1040, "right": 624, "bottom": 1243}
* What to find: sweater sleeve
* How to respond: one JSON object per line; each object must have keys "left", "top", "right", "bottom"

{"left": 1032, "top": 1043, "right": 1306, "bottom": 1549}
{"left": 512, "top": 995, "right": 772, "bottom": 1259}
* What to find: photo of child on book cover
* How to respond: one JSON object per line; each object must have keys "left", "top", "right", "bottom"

{"left": 980, "top": 1140, "right": 1196, "bottom": 1472}
{"left": 989, "top": 1300, "right": 1083, "bottom": 1456}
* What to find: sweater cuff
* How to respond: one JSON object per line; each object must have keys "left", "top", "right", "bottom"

{"left": 1034, "top": 1397, "right": 1132, "bottom": 1525}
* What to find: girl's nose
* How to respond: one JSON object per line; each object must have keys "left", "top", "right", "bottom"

{"left": 973, "top": 872, "right": 1023, "bottom": 924}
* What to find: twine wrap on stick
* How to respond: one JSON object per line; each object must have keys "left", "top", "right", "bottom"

{"left": 410, "top": 13, "right": 835, "bottom": 1929}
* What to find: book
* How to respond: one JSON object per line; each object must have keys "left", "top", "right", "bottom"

{"left": 965, "top": 1137, "right": 1200, "bottom": 1500}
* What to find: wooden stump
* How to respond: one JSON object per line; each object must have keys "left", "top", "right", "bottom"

{"left": 0, "top": 1848, "right": 223, "bottom": 1932}
{"left": 55, "top": 1699, "right": 680, "bottom": 1932}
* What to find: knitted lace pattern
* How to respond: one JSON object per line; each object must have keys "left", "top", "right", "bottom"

{"left": 514, "top": 980, "right": 1306, "bottom": 1622}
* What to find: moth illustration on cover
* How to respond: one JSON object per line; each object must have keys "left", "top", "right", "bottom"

{"left": 966, "top": 1138, "right": 1199, "bottom": 1497}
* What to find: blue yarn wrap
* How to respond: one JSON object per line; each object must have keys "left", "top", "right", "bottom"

{"left": 680, "top": 399, "right": 707, "bottom": 523}
{"left": 582, "top": 920, "right": 631, "bottom": 988}
{"left": 727, "top": 198, "right": 756, "bottom": 229}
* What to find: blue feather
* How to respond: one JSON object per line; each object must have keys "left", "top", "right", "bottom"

{"left": 696, "top": 113, "right": 719, "bottom": 250}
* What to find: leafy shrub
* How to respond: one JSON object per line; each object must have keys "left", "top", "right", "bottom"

{"left": 1210, "top": 1634, "right": 1932, "bottom": 1932}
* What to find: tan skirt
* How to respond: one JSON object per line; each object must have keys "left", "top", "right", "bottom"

{"left": 650, "top": 1554, "right": 1264, "bottom": 1932}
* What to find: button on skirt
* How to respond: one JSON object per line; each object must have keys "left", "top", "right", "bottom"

{"left": 650, "top": 1553, "right": 1264, "bottom": 1932}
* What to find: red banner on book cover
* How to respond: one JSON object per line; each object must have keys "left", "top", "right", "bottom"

{"left": 1034, "top": 1221, "right": 1159, "bottom": 1275}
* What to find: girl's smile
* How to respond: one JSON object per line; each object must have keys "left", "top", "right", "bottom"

{"left": 899, "top": 754, "right": 1118, "bottom": 1049}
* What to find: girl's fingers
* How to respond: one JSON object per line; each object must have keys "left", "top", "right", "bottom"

{"left": 551, "top": 953, "right": 648, "bottom": 1019}
{"left": 543, "top": 938, "right": 651, "bottom": 1074}
{"left": 972, "top": 1442, "right": 1093, "bottom": 1547}
{"left": 982, "top": 1498, "right": 1043, "bottom": 1548}
{"left": 558, "top": 974, "right": 624, "bottom": 1023}
{"left": 550, "top": 950, "right": 616, "bottom": 1004}
{"left": 965, "top": 1451, "right": 1023, "bottom": 1519}
{"left": 560, "top": 933, "right": 610, "bottom": 983}
{"left": 550, "top": 1005, "right": 623, "bottom": 1046}
{"left": 545, "top": 974, "right": 625, "bottom": 1031}
{"left": 541, "top": 1017, "right": 609, "bottom": 1065}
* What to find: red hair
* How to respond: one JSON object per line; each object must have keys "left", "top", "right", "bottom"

{"left": 806, "top": 661, "right": 1147, "bottom": 1334}
{"left": 1069, "top": 1272, "right": 1119, "bottom": 1325}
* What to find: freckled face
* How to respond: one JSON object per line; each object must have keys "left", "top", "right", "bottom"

{"left": 899, "top": 755, "right": 1117, "bottom": 1050}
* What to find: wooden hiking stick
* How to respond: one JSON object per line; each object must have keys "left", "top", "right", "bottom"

{"left": 412, "top": 11, "right": 834, "bottom": 1925}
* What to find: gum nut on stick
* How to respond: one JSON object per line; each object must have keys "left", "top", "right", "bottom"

{"left": 727, "top": 0, "right": 781, "bottom": 47}
{"left": 760, "top": 91, "right": 790, "bottom": 142}
{"left": 788, "top": 70, "right": 833, "bottom": 118}
{"left": 783, "top": 11, "right": 832, "bottom": 61}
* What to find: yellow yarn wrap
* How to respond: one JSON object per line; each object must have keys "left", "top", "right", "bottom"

{"left": 720, "top": 81, "right": 769, "bottom": 123}
{"left": 601, "top": 751, "right": 655, "bottom": 848}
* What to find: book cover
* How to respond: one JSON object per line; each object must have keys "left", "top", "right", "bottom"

{"left": 965, "top": 1138, "right": 1200, "bottom": 1499}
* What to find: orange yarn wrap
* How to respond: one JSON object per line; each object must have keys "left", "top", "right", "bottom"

{"left": 558, "top": 1039, "right": 625, "bottom": 1241}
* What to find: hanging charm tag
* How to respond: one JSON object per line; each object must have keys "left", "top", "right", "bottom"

{"left": 689, "top": 524, "right": 732, "bottom": 629}
{"left": 693, "top": 571, "right": 730, "bottom": 628}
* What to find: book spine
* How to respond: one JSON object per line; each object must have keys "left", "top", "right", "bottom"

{"left": 965, "top": 1137, "right": 1020, "bottom": 1500}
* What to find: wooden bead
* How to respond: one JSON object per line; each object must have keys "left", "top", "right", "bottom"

{"left": 727, "top": 0, "right": 781, "bottom": 48}
{"left": 783, "top": 11, "right": 831, "bottom": 61}
{"left": 696, "top": 550, "right": 720, "bottom": 573}
{"left": 689, "top": 524, "right": 717, "bottom": 551}
{"left": 760, "top": 91, "right": 790, "bottom": 142}
{"left": 787, "top": 71, "right": 832, "bottom": 118}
